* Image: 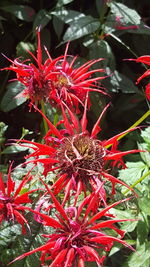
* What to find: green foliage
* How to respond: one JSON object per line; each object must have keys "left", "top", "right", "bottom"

{"left": 0, "top": 81, "right": 26, "bottom": 112}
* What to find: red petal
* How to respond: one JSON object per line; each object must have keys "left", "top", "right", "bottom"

{"left": 25, "top": 207, "right": 64, "bottom": 229}
{"left": 39, "top": 178, "right": 69, "bottom": 222}
{"left": 64, "top": 248, "right": 75, "bottom": 267}
{"left": 80, "top": 93, "right": 88, "bottom": 133}
{"left": 52, "top": 174, "right": 67, "bottom": 194}
{"left": 91, "top": 103, "right": 110, "bottom": 137}
{"left": 37, "top": 28, "right": 42, "bottom": 68}
{"left": 102, "top": 171, "right": 137, "bottom": 196}
{"left": 78, "top": 257, "right": 85, "bottom": 267}
{"left": 7, "top": 164, "right": 15, "bottom": 197}
{"left": 136, "top": 56, "right": 150, "bottom": 66}
{"left": 13, "top": 209, "right": 29, "bottom": 234}
{"left": 0, "top": 173, "right": 5, "bottom": 195}
{"left": 9, "top": 241, "right": 55, "bottom": 264}
{"left": 14, "top": 170, "right": 32, "bottom": 198}
{"left": 136, "top": 69, "right": 150, "bottom": 84}
{"left": 49, "top": 248, "right": 68, "bottom": 267}
{"left": 83, "top": 245, "right": 102, "bottom": 263}
{"left": 88, "top": 197, "right": 131, "bottom": 224}
{"left": 90, "top": 219, "right": 137, "bottom": 230}
{"left": 32, "top": 104, "right": 63, "bottom": 139}
{"left": 105, "top": 149, "right": 143, "bottom": 160}
{"left": 146, "top": 83, "right": 150, "bottom": 100}
{"left": 90, "top": 235, "right": 135, "bottom": 251}
{"left": 103, "top": 127, "right": 139, "bottom": 147}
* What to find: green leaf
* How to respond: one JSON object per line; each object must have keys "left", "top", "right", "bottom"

{"left": 1, "top": 5, "right": 35, "bottom": 22}
{"left": 63, "top": 15, "right": 100, "bottom": 41}
{"left": 138, "top": 142, "right": 150, "bottom": 167}
{"left": 119, "top": 161, "right": 149, "bottom": 187}
{"left": 0, "top": 81, "right": 26, "bottom": 112}
{"left": 53, "top": 16, "right": 64, "bottom": 39}
{"left": 1, "top": 217, "right": 43, "bottom": 266}
{"left": 138, "top": 197, "right": 150, "bottom": 216}
{"left": 104, "top": 70, "right": 139, "bottom": 93}
{"left": 122, "top": 242, "right": 150, "bottom": 267}
{"left": 109, "top": 2, "right": 141, "bottom": 26}
{"left": 16, "top": 41, "right": 35, "bottom": 59}
{"left": 52, "top": 8, "right": 85, "bottom": 24}
{"left": 141, "top": 127, "right": 150, "bottom": 146}
{"left": 137, "top": 220, "right": 149, "bottom": 245}
{"left": 110, "top": 208, "right": 138, "bottom": 232}
{"left": 1, "top": 145, "right": 28, "bottom": 154}
{"left": 87, "top": 39, "right": 116, "bottom": 70}
{"left": 33, "top": 9, "right": 52, "bottom": 31}
{"left": 56, "top": 0, "right": 74, "bottom": 7}
{"left": 0, "top": 122, "right": 8, "bottom": 145}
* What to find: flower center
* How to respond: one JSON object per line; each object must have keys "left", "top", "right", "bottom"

{"left": 28, "top": 74, "right": 51, "bottom": 102}
{"left": 53, "top": 74, "right": 73, "bottom": 96}
{"left": 56, "top": 134, "right": 105, "bottom": 182}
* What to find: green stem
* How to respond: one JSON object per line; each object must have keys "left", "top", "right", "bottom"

{"left": 123, "top": 169, "right": 150, "bottom": 195}
{"left": 106, "top": 109, "right": 150, "bottom": 149}
{"left": 40, "top": 100, "right": 48, "bottom": 134}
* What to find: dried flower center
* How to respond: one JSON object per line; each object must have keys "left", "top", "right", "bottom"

{"left": 56, "top": 134, "right": 105, "bottom": 182}
{"left": 28, "top": 74, "right": 51, "bottom": 102}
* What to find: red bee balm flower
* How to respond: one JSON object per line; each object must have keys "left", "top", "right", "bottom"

{"left": 2, "top": 29, "right": 106, "bottom": 111}
{"left": 18, "top": 102, "right": 140, "bottom": 204}
{"left": 0, "top": 165, "right": 38, "bottom": 233}
{"left": 10, "top": 190, "right": 135, "bottom": 267}
{"left": 128, "top": 56, "right": 150, "bottom": 100}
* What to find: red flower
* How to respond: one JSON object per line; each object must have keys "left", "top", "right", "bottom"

{"left": 47, "top": 42, "right": 106, "bottom": 112}
{"left": 0, "top": 165, "right": 38, "bottom": 233}
{"left": 2, "top": 29, "right": 63, "bottom": 105}
{"left": 2, "top": 29, "right": 106, "bottom": 111}
{"left": 10, "top": 189, "right": 135, "bottom": 267}
{"left": 17, "top": 102, "right": 140, "bottom": 204}
{"left": 128, "top": 56, "right": 150, "bottom": 100}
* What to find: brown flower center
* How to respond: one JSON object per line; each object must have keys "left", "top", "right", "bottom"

{"left": 56, "top": 134, "right": 105, "bottom": 182}
{"left": 28, "top": 74, "right": 51, "bottom": 102}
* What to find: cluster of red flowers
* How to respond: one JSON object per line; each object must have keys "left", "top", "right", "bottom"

{"left": 0, "top": 30, "right": 143, "bottom": 267}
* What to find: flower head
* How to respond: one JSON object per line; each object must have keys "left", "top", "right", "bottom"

{"left": 47, "top": 42, "right": 106, "bottom": 112}
{"left": 2, "top": 29, "right": 106, "bottom": 111}
{"left": 128, "top": 56, "right": 150, "bottom": 100}
{"left": 0, "top": 165, "right": 37, "bottom": 233}
{"left": 2, "top": 29, "right": 63, "bottom": 105}
{"left": 17, "top": 102, "right": 139, "bottom": 204}
{"left": 10, "top": 190, "right": 135, "bottom": 267}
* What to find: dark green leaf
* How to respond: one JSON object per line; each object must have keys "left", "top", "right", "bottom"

{"left": 33, "top": 9, "right": 52, "bottom": 31}
{"left": 16, "top": 41, "right": 35, "bottom": 59}
{"left": 53, "top": 16, "right": 64, "bottom": 39}
{"left": 109, "top": 2, "right": 141, "bottom": 25}
{"left": 1, "top": 145, "right": 28, "bottom": 154}
{"left": 104, "top": 70, "right": 139, "bottom": 93}
{"left": 0, "top": 81, "right": 26, "bottom": 112}
{"left": 63, "top": 16, "right": 100, "bottom": 41}
{"left": 87, "top": 40, "right": 116, "bottom": 70}
{"left": 52, "top": 8, "right": 85, "bottom": 24}
{"left": 1, "top": 5, "right": 35, "bottom": 22}
{"left": 56, "top": 0, "right": 74, "bottom": 7}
